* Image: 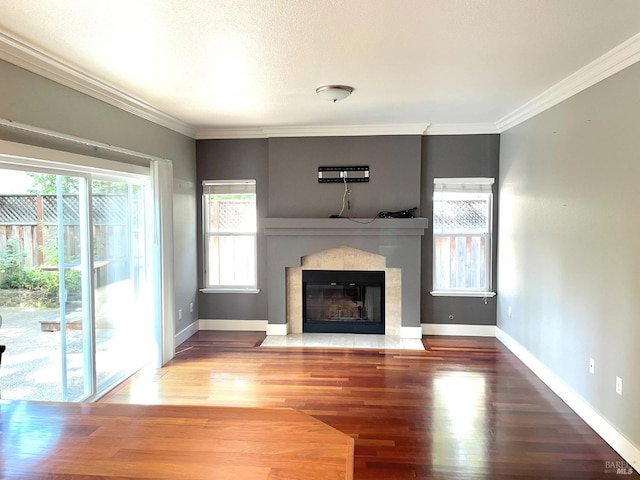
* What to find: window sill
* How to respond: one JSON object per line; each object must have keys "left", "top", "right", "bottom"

{"left": 430, "top": 291, "right": 496, "bottom": 298}
{"left": 200, "top": 288, "right": 261, "bottom": 294}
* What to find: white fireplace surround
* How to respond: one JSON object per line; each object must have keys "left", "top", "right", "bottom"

{"left": 264, "top": 217, "right": 429, "bottom": 338}
{"left": 287, "top": 247, "right": 401, "bottom": 335}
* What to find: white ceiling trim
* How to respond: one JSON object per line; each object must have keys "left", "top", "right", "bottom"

{"left": 497, "top": 31, "right": 640, "bottom": 132}
{"left": 426, "top": 123, "right": 499, "bottom": 135}
{"left": 197, "top": 122, "right": 500, "bottom": 139}
{"left": 195, "top": 127, "right": 268, "bottom": 140}
{"left": 3, "top": 29, "right": 640, "bottom": 140}
{"left": 195, "top": 124, "right": 430, "bottom": 139}
{"left": 0, "top": 32, "right": 195, "bottom": 138}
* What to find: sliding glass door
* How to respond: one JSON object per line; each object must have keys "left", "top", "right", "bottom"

{"left": 0, "top": 165, "right": 155, "bottom": 401}
{"left": 92, "top": 177, "right": 154, "bottom": 393}
{"left": 57, "top": 173, "right": 93, "bottom": 400}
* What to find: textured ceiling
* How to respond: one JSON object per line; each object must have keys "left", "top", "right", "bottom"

{"left": 1, "top": 0, "right": 640, "bottom": 135}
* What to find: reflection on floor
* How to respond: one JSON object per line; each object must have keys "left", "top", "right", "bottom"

{"left": 103, "top": 332, "right": 637, "bottom": 479}
{"left": 260, "top": 333, "right": 425, "bottom": 350}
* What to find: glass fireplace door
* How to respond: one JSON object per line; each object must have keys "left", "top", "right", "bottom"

{"left": 303, "top": 270, "right": 385, "bottom": 334}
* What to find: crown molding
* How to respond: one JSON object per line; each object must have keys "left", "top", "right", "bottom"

{"left": 195, "top": 123, "right": 430, "bottom": 139}
{"left": 0, "top": 32, "right": 195, "bottom": 138}
{"left": 4, "top": 27, "right": 639, "bottom": 141}
{"left": 497, "top": 32, "right": 640, "bottom": 132}
{"left": 197, "top": 122, "right": 501, "bottom": 139}
{"left": 425, "top": 123, "right": 499, "bottom": 135}
{"left": 195, "top": 127, "right": 270, "bottom": 139}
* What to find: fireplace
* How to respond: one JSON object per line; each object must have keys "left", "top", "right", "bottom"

{"left": 264, "top": 218, "right": 429, "bottom": 338}
{"left": 303, "top": 270, "right": 385, "bottom": 334}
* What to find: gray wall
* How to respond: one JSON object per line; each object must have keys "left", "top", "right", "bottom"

{"left": 421, "top": 135, "right": 500, "bottom": 325}
{"left": 173, "top": 178, "right": 198, "bottom": 332}
{"left": 0, "top": 59, "right": 198, "bottom": 334}
{"left": 196, "top": 134, "right": 501, "bottom": 325}
{"left": 268, "top": 136, "right": 422, "bottom": 218}
{"left": 196, "top": 139, "right": 269, "bottom": 320}
{"left": 498, "top": 62, "right": 640, "bottom": 448}
{"left": 196, "top": 135, "right": 422, "bottom": 321}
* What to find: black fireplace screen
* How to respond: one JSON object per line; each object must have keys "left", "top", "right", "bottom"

{"left": 302, "top": 270, "right": 385, "bottom": 334}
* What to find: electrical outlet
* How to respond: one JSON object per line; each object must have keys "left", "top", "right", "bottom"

{"left": 190, "top": 302, "right": 194, "bottom": 313}
{"left": 589, "top": 358, "right": 595, "bottom": 375}
{"left": 615, "top": 376, "right": 623, "bottom": 396}
{"left": 508, "top": 306, "right": 512, "bottom": 318}
{"left": 178, "top": 309, "right": 183, "bottom": 321}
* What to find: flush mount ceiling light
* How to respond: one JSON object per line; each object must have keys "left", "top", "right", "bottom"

{"left": 315, "top": 85, "right": 354, "bottom": 102}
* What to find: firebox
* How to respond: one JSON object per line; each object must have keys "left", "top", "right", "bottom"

{"left": 302, "top": 270, "right": 385, "bottom": 334}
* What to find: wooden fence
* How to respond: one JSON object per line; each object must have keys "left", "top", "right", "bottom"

{"left": 433, "top": 235, "right": 488, "bottom": 291}
{"left": 0, "top": 194, "right": 131, "bottom": 268}
{"left": 0, "top": 225, "right": 127, "bottom": 268}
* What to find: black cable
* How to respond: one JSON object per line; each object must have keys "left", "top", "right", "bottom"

{"left": 344, "top": 215, "right": 379, "bottom": 224}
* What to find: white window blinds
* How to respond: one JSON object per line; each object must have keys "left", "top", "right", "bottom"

{"left": 433, "top": 177, "right": 494, "bottom": 194}
{"left": 202, "top": 179, "right": 255, "bottom": 195}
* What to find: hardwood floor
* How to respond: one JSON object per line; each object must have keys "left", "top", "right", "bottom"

{"left": 103, "top": 331, "right": 638, "bottom": 479}
{"left": 0, "top": 401, "right": 353, "bottom": 479}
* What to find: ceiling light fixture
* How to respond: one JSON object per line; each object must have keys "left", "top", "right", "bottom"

{"left": 315, "top": 85, "right": 354, "bottom": 102}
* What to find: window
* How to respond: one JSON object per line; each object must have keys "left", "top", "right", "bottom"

{"left": 432, "top": 178, "right": 494, "bottom": 296}
{"left": 203, "top": 179, "right": 257, "bottom": 290}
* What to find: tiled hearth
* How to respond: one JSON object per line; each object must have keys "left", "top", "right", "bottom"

{"left": 260, "top": 333, "right": 425, "bottom": 350}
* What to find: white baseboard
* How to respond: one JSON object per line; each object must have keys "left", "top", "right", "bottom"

{"left": 496, "top": 328, "right": 639, "bottom": 472}
{"left": 400, "top": 326, "right": 423, "bottom": 339}
{"left": 266, "top": 323, "right": 288, "bottom": 336}
{"left": 199, "top": 319, "right": 268, "bottom": 331}
{"left": 421, "top": 323, "right": 497, "bottom": 337}
{"left": 175, "top": 320, "right": 199, "bottom": 347}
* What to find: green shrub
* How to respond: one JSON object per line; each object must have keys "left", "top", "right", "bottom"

{"left": 0, "top": 238, "right": 26, "bottom": 277}
{"left": 2, "top": 266, "right": 56, "bottom": 295}
{"left": 1, "top": 239, "right": 82, "bottom": 297}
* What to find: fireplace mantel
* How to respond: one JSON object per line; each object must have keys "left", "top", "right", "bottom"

{"left": 263, "top": 217, "right": 429, "bottom": 236}
{"left": 264, "top": 217, "right": 428, "bottom": 338}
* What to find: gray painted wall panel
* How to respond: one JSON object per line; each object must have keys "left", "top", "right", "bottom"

{"left": 196, "top": 139, "right": 269, "bottom": 320}
{"left": 268, "top": 136, "right": 422, "bottom": 218}
{"left": 420, "top": 135, "right": 500, "bottom": 325}
{"left": 196, "top": 134, "right": 499, "bottom": 326}
{"left": 195, "top": 136, "right": 423, "bottom": 322}
{"left": 173, "top": 179, "right": 198, "bottom": 332}
{"left": 499, "top": 62, "right": 640, "bottom": 448}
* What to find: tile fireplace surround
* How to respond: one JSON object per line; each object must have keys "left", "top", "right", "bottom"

{"left": 264, "top": 217, "right": 429, "bottom": 338}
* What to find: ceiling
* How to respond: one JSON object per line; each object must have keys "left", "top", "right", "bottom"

{"left": 1, "top": 0, "right": 640, "bottom": 138}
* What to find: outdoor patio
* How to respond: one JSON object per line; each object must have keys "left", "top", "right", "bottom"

{"left": 0, "top": 306, "right": 118, "bottom": 401}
